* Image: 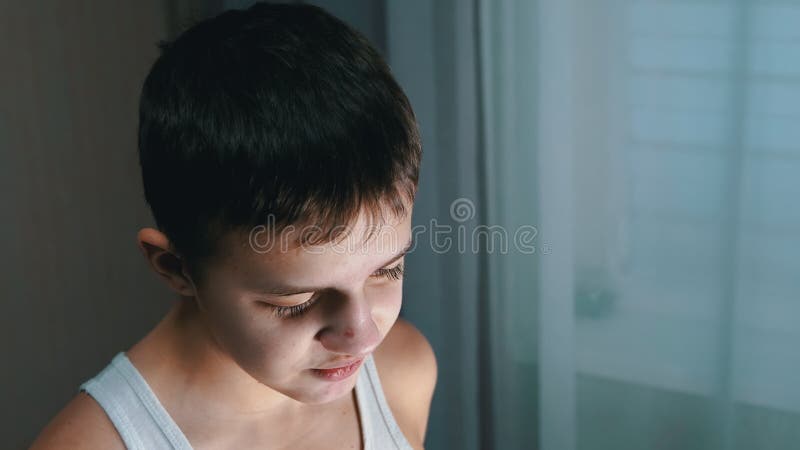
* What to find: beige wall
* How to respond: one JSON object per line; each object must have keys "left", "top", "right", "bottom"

{"left": 0, "top": 2, "right": 174, "bottom": 447}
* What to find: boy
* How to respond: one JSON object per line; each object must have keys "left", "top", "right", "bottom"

{"left": 31, "top": 3, "right": 436, "bottom": 449}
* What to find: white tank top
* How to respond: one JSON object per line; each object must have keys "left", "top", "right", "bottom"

{"left": 80, "top": 352, "right": 414, "bottom": 449}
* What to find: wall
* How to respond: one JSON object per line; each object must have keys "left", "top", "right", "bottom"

{"left": 0, "top": 2, "right": 172, "bottom": 447}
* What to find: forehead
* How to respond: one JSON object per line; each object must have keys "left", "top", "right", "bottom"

{"left": 217, "top": 209, "right": 413, "bottom": 288}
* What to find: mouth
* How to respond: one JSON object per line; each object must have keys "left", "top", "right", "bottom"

{"left": 310, "top": 358, "right": 365, "bottom": 382}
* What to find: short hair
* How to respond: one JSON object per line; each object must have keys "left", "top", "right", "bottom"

{"left": 138, "top": 2, "right": 421, "bottom": 278}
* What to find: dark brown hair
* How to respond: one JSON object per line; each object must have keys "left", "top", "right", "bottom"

{"left": 138, "top": 2, "right": 421, "bottom": 277}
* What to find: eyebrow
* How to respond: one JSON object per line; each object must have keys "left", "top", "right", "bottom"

{"left": 264, "top": 237, "right": 414, "bottom": 296}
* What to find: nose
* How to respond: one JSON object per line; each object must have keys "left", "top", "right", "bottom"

{"left": 316, "top": 290, "right": 381, "bottom": 357}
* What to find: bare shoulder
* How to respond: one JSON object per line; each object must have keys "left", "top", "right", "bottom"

{"left": 29, "top": 392, "right": 125, "bottom": 450}
{"left": 373, "top": 317, "right": 438, "bottom": 448}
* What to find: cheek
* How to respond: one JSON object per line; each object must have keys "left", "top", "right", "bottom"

{"left": 369, "top": 282, "right": 404, "bottom": 338}
{"left": 200, "top": 294, "right": 315, "bottom": 375}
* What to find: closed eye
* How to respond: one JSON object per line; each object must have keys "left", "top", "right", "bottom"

{"left": 372, "top": 263, "right": 404, "bottom": 281}
{"left": 261, "top": 262, "right": 405, "bottom": 319}
{"left": 264, "top": 294, "right": 318, "bottom": 319}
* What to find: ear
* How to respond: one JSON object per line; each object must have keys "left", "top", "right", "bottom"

{"left": 136, "top": 228, "right": 197, "bottom": 297}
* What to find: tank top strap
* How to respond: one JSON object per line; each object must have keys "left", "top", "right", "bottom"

{"left": 80, "top": 352, "right": 193, "bottom": 450}
{"left": 354, "top": 353, "right": 415, "bottom": 450}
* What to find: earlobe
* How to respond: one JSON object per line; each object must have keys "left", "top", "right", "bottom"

{"left": 136, "top": 228, "right": 196, "bottom": 297}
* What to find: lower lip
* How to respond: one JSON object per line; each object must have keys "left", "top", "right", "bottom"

{"left": 311, "top": 358, "right": 364, "bottom": 382}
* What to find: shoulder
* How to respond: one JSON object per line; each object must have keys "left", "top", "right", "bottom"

{"left": 30, "top": 392, "right": 125, "bottom": 450}
{"left": 373, "top": 317, "right": 438, "bottom": 447}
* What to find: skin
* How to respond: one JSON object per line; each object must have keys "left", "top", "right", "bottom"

{"left": 31, "top": 206, "right": 437, "bottom": 449}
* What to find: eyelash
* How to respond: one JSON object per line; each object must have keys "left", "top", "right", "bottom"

{"left": 373, "top": 263, "right": 404, "bottom": 281}
{"left": 271, "top": 298, "right": 317, "bottom": 319}
{"left": 269, "top": 263, "right": 405, "bottom": 319}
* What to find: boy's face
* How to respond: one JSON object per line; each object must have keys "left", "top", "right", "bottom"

{"left": 186, "top": 208, "right": 413, "bottom": 405}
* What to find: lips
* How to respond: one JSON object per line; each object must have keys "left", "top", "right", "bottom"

{"left": 311, "top": 358, "right": 365, "bottom": 381}
{"left": 315, "top": 357, "right": 364, "bottom": 370}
